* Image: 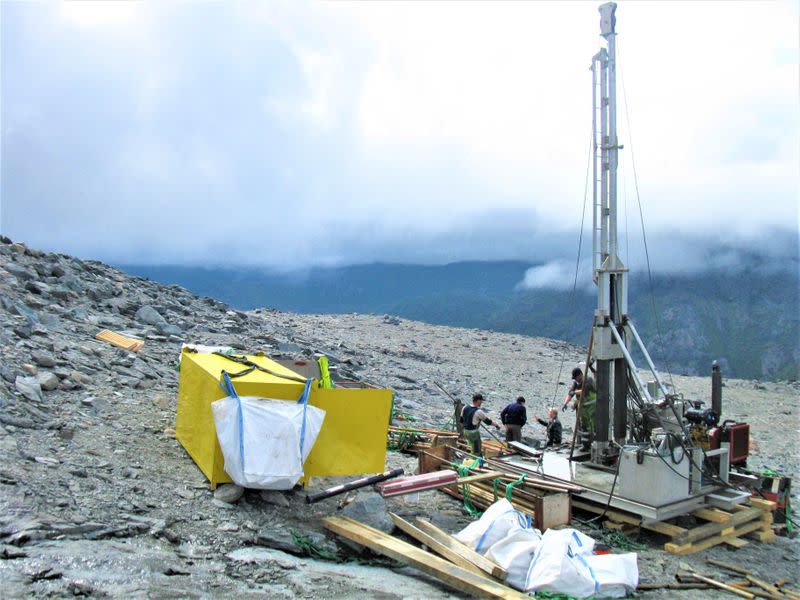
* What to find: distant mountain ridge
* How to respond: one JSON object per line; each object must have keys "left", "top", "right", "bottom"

{"left": 119, "top": 260, "right": 799, "bottom": 381}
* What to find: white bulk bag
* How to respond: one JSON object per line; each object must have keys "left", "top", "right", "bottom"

{"left": 484, "top": 527, "right": 543, "bottom": 591}
{"left": 580, "top": 553, "right": 639, "bottom": 598}
{"left": 211, "top": 377, "right": 325, "bottom": 490}
{"left": 454, "top": 498, "right": 533, "bottom": 554}
{"left": 526, "top": 528, "right": 637, "bottom": 598}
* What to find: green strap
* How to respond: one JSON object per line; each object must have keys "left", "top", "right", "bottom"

{"left": 505, "top": 474, "right": 526, "bottom": 501}
{"left": 318, "top": 356, "right": 333, "bottom": 389}
{"left": 455, "top": 459, "right": 483, "bottom": 517}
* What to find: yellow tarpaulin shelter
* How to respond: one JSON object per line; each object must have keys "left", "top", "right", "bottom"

{"left": 176, "top": 350, "right": 392, "bottom": 488}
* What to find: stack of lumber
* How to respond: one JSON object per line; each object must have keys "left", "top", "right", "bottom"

{"left": 421, "top": 451, "right": 581, "bottom": 530}
{"left": 388, "top": 425, "right": 458, "bottom": 453}
{"left": 324, "top": 514, "right": 529, "bottom": 599}
{"left": 457, "top": 438, "right": 512, "bottom": 458}
{"left": 573, "top": 496, "right": 778, "bottom": 555}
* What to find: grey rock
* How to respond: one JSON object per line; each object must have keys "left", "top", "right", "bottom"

{"left": 87, "top": 283, "right": 115, "bottom": 301}
{"left": 49, "top": 264, "right": 66, "bottom": 277}
{"left": 213, "top": 483, "right": 244, "bottom": 504}
{"left": 135, "top": 305, "right": 167, "bottom": 328}
{"left": 15, "top": 376, "right": 44, "bottom": 402}
{"left": 49, "top": 286, "right": 72, "bottom": 300}
{"left": 25, "top": 281, "right": 51, "bottom": 295}
{"left": 340, "top": 491, "right": 394, "bottom": 534}
{"left": 37, "top": 312, "right": 60, "bottom": 328}
{"left": 62, "top": 275, "right": 83, "bottom": 292}
{"left": 36, "top": 372, "right": 60, "bottom": 392}
{"left": 31, "top": 351, "right": 56, "bottom": 368}
{"left": 159, "top": 323, "right": 184, "bottom": 336}
{"left": 13, "top": 325, "right": 31, "bottom": 339}
{"left": 1, "top": 366, "right": 17, "bottom": 383}
{"left": 260, "top": 490, "right": 290, "bottom": 508}
{"left": 4, "top": 263, "right": 36, "bottom": 281}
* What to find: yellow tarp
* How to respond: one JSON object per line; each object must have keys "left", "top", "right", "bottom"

{"left": 175, "top": 350, "right": 392, "bottom": 487}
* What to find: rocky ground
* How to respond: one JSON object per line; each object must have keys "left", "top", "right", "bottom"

{"left": 0, "top": 237, "right": 797, "bottom": 598}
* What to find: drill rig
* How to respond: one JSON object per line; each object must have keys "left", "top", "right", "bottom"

{"left": 555, "top": 2, "right": 753, "bottom": 519}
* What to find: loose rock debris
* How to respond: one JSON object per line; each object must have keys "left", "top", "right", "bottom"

{"left": 0, "top": 236, "right": 798, "bottom": 598}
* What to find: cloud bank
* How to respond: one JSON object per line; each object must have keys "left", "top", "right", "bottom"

{"left": 1, "top": 1, "right": 797, "bottom": 270}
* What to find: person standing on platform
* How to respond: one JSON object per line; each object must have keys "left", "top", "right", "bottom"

{"left": 500, "top": 396, "right": 527, "bottom": 443}
{"left": 461, "top": 393, "right": 500, "bottom": 456}
{"left": 536, "top": 407, "right": 563, "bottom": 447}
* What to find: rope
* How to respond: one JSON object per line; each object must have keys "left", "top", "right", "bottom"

{"left": 213, "top": 352, "right": 308, "bottom": 384}
{"left": 550, "top": 127, "right": 594, "bottom": 407}
{"left": 617, "top": 41, "right": 676, "bottom": 392}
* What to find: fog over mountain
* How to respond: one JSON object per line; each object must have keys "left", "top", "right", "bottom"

{"left": 2, "top": 2, "right": 798, "bottom": 270}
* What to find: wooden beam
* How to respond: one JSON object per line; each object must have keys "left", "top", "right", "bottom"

{"left": 705, "top": 559, "right": 751, "bottom": 576}
{"left": 681, "top": 572, "right": 755, "bottom": 599}
{"left": 457, "top": 471, "right": 506, "bottom": 486}
{"left": 665, "top": 520, "right": 764, "bottom": 555}
{"left": 673, "top": 507, "right": 764, "bottom": 544}
{"left": 323, "top": 516, "right": 528, "bottom": 599}
{"left": 572, "top": 499, "right": 686, "bottom": 537}
{"left": 389, "top": 513, "right": 489, "bottom": 579}
{"left": 413, "top": 517, "right": 508, "bottom": 581}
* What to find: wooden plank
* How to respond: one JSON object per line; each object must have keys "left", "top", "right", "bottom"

{"left": 693, "top": 507, "right": 732, "bottom": 523}
{"left": 572, "top": 499, "right": 687, "bottom": 537}
{"left": 389, "top": 513, "right": 488, "bottom": 579}
{"left": 747, "top": 497, "right": 777, "bottom": 511}
{"left": 723, "top": 537, "right": 749, "bottom": 548}
{"left": 413, "top": 517, "right": 508, "bottom": 581}
{"left": 706, "top": 558, "right": 752, "bottom": 576}
{"left": 673, "top": 507, "right": 764, "bottom": 544}
{"left": 95, "top": 329, "right": 144, "bottom": 352}
{"left": 508, "top": 441, "right": 541, "bottom": 457}
{"left": 457, "top": 471, "right": 506, "bottom": 486}
{"left": 665, "top": 519, "right": 764, "bottom": 555}
{"left": 746, "top": 575, "right": 784, "bottom": 598}
{"left": 682, "top": 572, "right": 755, "bottom": 599}
{"left": 323, "top": 516, "right": 527, "bottom": 599}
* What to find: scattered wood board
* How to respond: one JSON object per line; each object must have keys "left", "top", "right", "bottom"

{"left": 412, "top": 517, "right": 508, "bottom": 581}
{"left": 574, "top": 497, "right": 776, "bottom": 555}
{"left": 323, "top": 516, "right": 528, "bottom": 599}
{"left": 95, "top": 329, "right": 144, "bottom": 352}
{"left": 389, "top": 513, "right": 491, "bottom": 579}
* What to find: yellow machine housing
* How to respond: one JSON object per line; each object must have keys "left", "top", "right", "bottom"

{"left": 176, "top": 350, "right": 392, "bottom": 488}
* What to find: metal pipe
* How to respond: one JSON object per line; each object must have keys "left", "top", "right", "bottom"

{"left": 711, "top": 361, "right": 722, "bottom": 419}
{"left": 592, "top": 56, "right": 599, "bottom": 280}
{"left": 305, "top": 468, "right": 404, "bottom": 504}
{"left": 627, "top": 320, "right": 670, "bottom": 397}
{"left": 608, "top": 321, "right": 653, "bottom": 402}
{"left": 607, "top": 25, "right": 618, "bottom": 260}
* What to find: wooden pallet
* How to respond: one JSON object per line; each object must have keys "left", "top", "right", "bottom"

{"left": 573, "top": 497, "right": 776, "bottom": 555}
{"left": 95, "top": 329, "right": 144, "bottom": 352}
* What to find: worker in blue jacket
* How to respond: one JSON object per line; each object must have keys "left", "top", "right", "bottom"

{"left": 500, "top": 396, "right": 527, "bottom": 442}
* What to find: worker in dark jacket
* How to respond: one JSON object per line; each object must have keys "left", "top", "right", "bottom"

{"left": 536, "top": 407, "right": 563, "bottom": 447}
{"left": 500, "top": 396, "right": 527, "bottom": 442}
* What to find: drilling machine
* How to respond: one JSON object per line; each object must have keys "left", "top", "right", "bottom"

{"left": 579, "top": 3, "right": 753, "bottom": 510}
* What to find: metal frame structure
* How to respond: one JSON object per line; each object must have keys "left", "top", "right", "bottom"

{"left": 589, "top": 2, "right": 672, "bottom": 462}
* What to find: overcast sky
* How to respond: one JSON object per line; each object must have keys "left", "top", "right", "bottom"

{"left": 1, "top": 1, "right": 797, "bottom": 277}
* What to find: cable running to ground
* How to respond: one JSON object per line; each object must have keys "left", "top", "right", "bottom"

{"left": 550, "top": 129, "right": 593, "bottom": 406}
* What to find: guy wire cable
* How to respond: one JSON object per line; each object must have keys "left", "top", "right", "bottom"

{"left": 617, "top": 40, "right": 676, "bottom": 393}
{"left": 550, "top": 127, "right": 593, "bottom": 407}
